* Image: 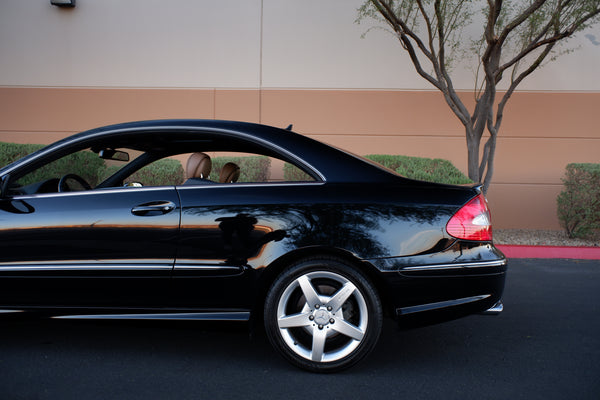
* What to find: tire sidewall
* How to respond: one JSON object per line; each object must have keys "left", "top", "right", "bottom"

{"left": 264, "top": 257, "right": 382, "bottom": 373}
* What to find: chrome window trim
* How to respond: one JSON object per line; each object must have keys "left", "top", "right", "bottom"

{"left": 176, "top": 181, "right": 326, "bottom": 190}
{"left": 402, "top": 259, "right": 506, "bottom": 272}
{"left": 9, "top": 181, "right": 325, "bottom": 201}
{"left": 9, "top": 185, "right": 177, "bottom": 201}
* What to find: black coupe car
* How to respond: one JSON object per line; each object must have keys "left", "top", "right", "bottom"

{"left": 0, "top": 120, "right": 506, "bottom": 372}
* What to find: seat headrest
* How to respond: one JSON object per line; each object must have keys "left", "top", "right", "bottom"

{"left": 186, "top": 152, "right": 212, "bottom": 179}
{"left": 219, "top": 162, "right": 240, "bottom": 183}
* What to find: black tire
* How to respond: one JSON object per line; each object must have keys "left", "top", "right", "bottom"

{"left": 264, "top": 257, "right": 382, "bottom": 372}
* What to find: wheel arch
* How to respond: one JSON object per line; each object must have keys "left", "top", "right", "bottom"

{"left": 251, "top": 246, "right": 394, "bottom": 325}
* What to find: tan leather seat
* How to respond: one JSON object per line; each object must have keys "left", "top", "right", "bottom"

{"left": 184, "top": 152, "right": 212, "bottom": 185}
{"left": 219, "top": 162, "right": 240, "bottom": 183}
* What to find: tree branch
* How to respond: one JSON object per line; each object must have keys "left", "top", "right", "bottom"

{"left": 371, "top": 1, "right": 471, "bottom": 126}
{"left": 497, "top": 0, "right": 547, "bottom": 46}
{"left": 372, "top": 1, "right": 434, "bottom": 59}
{"left": 497, "top": 7, "right": 600, "bottom": 77}
{"left": 495, "top": 42, "right": 556, "bottom": 132}
{"left": 417, "top": 0, "right": 440, "bottom": 77}
{"left": 434, "top": 0, "right": 472, "bottom": 124}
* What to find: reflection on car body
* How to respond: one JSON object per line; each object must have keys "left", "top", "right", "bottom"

{"left": 0, "top": 120, "right": 506, "bottom": 372}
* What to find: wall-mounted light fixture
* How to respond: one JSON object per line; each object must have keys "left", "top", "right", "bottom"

{"left": 51, "top": 0, "right": 76, "bottom": 7}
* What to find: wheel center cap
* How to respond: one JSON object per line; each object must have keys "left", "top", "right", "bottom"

{"left": 314, "top": 309, "right": 330, "bottom": 325}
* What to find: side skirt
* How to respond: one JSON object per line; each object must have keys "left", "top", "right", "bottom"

{"left": 396, "top": 294, "right": 491, "bottom": 316}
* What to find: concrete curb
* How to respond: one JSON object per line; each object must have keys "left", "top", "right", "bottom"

{"left": 496, "top": 245, "right": 600, "bottom": 260}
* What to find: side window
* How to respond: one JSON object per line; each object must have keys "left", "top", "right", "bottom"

{"left": 12, "top": 148, "right": 112, "bottom": 194}
{"left": 283, "top": 162, "right": 314, "bottom": 182}
{"left": 180, "top": 152, "right": 317, "bottom": 184}
{"left": 10, "top": 147, "right": 318, "bottom": 196}
{"left": 11, "top": 147, "right": 151, "bottom": 194}
{"left": 16, "top": 149, "right": 104, "bottom": 189}
{"left": 211, "top": 153, "right": 271, "bottom": 183}
{"left": 121, "top": 158, "right": 184, "bottom": 187}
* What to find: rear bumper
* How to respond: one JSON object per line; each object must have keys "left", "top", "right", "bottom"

{"left": 366, "top": 247, "right": 507, "bottom": 323}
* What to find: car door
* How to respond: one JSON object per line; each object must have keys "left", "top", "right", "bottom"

{"left": 171, "top": 182, "right": 323, "bottom": 311}
{"left": 0, "top": 186, "right": 180, "bottom": 308}
{"left": 171, "top": 184, "right": 285, "bottom": 310}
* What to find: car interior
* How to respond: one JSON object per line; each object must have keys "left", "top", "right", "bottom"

{"left": 4, "top": 132, "right": 317, "bottom": 196}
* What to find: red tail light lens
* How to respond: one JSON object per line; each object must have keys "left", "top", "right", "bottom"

{"left": 446, "top": 194, "right": 492, "bottom": 241}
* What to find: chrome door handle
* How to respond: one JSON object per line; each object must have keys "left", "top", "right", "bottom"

{"left": 131, "top": 201, "right": 176, "bottom": 216}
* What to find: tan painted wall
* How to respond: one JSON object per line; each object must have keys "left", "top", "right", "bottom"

{"left": 1, "top": 87, "right": 598, "bottom": 230}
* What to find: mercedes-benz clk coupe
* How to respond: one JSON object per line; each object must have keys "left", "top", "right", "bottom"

{"left": 0, "top": 120, "right": 506, "bottom": 372}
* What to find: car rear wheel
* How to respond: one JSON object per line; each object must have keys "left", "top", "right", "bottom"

{"left": 264, "top": 257, "right": 382, "bottom": 372}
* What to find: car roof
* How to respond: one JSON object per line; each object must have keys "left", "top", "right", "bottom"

{"left": 1, "top": 119, "right": 402, "bottom": 183}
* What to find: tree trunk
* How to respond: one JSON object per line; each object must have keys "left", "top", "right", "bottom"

{"left": 466, "top": 133, "right": 481, "bottom": 184}
{"left": 481, "top": 133, "right": 497, "bottom": 194}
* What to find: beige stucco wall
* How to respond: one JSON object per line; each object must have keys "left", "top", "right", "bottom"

{"left": 1, "top": 1, "right": 599, "bottom": 230}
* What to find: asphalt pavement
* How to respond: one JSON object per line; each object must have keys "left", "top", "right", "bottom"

{"left": 0, "top": 259, "right": 599, "bottom": 400}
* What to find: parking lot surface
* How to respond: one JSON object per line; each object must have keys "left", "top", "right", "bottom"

{"left": 1, "top": 259, "right": 598, "bottom": 400}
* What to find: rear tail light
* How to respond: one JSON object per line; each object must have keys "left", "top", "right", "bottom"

{"left": 446, "top": 194, "right": 492, "bottom": 241}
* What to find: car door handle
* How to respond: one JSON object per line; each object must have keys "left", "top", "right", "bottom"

{"left": 131, "top": 201, "right": 176, "bottom": 216}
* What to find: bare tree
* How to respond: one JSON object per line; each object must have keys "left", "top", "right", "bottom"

{"left": 358, "top": 0, "right": 600, "bottom": 193}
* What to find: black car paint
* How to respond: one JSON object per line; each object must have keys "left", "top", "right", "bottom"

{"left": 0, "top": 120, "right": 506, "bottom": 322}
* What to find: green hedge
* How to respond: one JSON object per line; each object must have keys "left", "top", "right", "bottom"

{"left": 102, "top": 159, "right": 185, "bottom": 186}
{"left": 212, "top": 156, "right": 271, "bottom": 182}
{"left": 127, "top": 158, "right": 184, "bottom": 186}
{"left": 283, "top": 154, "right": 471, "bottom": 184}
{"left": 1, "top": 142, "right": 184, "bottom": 187}
{"left": 557, "top": 163, "right": 600, "bottom": 239}
{"left": 0, "top": 142, "right": 105, "bottom": 187}
{"left": 365, "top": 154, "right": 472, "bottom": 185}
{"left": 283, "top": 163, "right": 314, "bottom": 181}
{"left": 0, "top": 142, "right": 45, "bottom": 168}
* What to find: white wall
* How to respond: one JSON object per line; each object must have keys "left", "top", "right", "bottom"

{"left": 0, "top": 0, "right": 262, "bottom": 87}
{"left": 0, "top": 0, "right": 599, "bottom": 90}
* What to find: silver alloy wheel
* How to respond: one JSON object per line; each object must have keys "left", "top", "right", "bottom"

{"left": 276, "top": 271, "right": 369, "bottom": 363}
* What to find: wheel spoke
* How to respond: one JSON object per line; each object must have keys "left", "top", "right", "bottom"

{"left": 325, "top": 281, "right": 356, "bottom": 313}
{"left": 297, "top": 275, "right": 321, "bottom": 309}
{"left": 278, "top": 312, "right": 312, "bottom": 329}
{"left": 331, "top": 319, "right": 365, "bottom": 341}
{"left": 270, "top": 266, "right": 378, "bottom": 369}
{"left": 311, "top": 327, "right": 328, "bottom": 362}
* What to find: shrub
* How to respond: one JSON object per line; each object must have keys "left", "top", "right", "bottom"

{"left": 0, "top": 142, "right": 105, "bottom": 187}
{"left": 97, "top": 164, "right": 121, "bottom": 183}
{"left": 283, "top": 163, "right": 314, "bottom": 181}
{"left": 126, "top": 158, "right": 185, "bottom": 186}
{"left": 212, "top": 156, "right": 271, "bottom": 182}
{"left": 557, "top": 163, "right": 600, "bottom": 239}
{"left": 1, "top": 142, "right": 186, "bottom": 187}
{"left": 365, "top": 154, "right": 473, "bottom": 185}
{"left": 0, "top": 142, "right": 45, "bottom": 168}
{"left": 283, "top": 155, "right": 470, "bottom": 184}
